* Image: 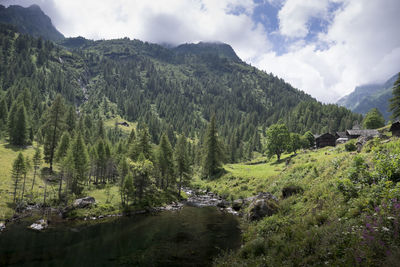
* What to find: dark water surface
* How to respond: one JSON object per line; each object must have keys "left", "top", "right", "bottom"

{"left": 0, "top": 206, "right": 241, "bottom": 266}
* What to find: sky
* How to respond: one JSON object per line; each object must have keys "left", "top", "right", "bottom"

{"left": 3, "top": 0, "right": 400, "bottom": 103}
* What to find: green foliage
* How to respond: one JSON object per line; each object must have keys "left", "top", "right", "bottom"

{"left": 42, "top": 95, "right": 66, "bottom": 172}
{"left": 389, "top": 73, "right": 400, "bottom": 120}
{"left": 174, "top": 134, "right": 191, "bottom": 196}
{"left": 372, "top": 140, "right": 400, "bottom": 182}
{"left": 157, "top": 133, "right": 175, "bottom": 189}
{"left": 363, "top": 108, "right": 385, "bottom": 129}
{"left": 303, "top": 131, "right": 315, "bottom": 148}
{"left": 345, "top": 139, "right": 357, "bottom": 151}
{"left": 265, "top": 123, "right": 290, "bottom": 161}
{"left": 11, "top": 152, "right": 25, "bottom": 203}
{"left": 201, "top": 115, "right": 225, "bottom": 179}
{"left": 288, "top": 132, "right": 302, "bottom": 154}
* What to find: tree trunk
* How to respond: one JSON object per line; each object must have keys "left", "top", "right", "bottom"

{"left": 58, "top": 170, "right": 63, "bottom": 201}
{"left": 21, "top": 173, "right": 27, "bottom": 201}
{"left": 31, "top": 167, "right": 37, "bottom": 193}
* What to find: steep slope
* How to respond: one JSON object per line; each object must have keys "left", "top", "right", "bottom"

{"left": 337, "top": 74, "right": 398, "bottom": 120}
{"left": 0, "top": 4, "right": 64, "bottom": 41}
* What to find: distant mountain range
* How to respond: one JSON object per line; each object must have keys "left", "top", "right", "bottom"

{"left": 0, "top": 4, "right": 64, "bottom": 41}
{"left": 337, "top": 73, "right": 399, "bottom": 120}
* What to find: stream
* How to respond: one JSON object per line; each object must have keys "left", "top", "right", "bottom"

{"left": 0, "top": 190, "right": 241, "bottom": 266}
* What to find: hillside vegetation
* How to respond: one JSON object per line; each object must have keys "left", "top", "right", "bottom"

{"left": 192, "top": 132, "right": 400, "bottom": 266}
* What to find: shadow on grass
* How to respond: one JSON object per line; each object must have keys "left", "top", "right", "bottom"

{"left": 270, "top": 153, "right": 298, "bottom": 165}
{"left": 4, "top": 143, "right": 31, "bottom": 152}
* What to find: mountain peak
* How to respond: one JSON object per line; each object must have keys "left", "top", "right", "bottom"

{"left": 173, "top": 42, "right": 241, "bottom": 62}
{"left": 0, "top": 4, "right": 64, "bottom": 41}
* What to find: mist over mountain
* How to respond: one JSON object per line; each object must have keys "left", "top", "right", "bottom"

{"left": 337, "top": 73, "right": 398, "bottom": 120}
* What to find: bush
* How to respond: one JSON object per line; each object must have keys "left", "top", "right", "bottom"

{"left": 282, "top": 185, "right": 303, "bottom": 198}
{"left": 345, "top": 140, "right": 357, "bottom": 151}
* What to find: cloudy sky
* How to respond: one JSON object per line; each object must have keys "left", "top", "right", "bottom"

{"left": 3, "top": 0, "right": 400, "bottom": 102}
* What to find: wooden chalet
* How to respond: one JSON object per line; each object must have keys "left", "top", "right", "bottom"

{"left": 390, "top": 121, "right": 400, "bottom": 137}
{"left": 346, "top": 129, "right": 379, "bottom": 139}
{"left": 315, "top": 133, "right": 336, "bottom": 148}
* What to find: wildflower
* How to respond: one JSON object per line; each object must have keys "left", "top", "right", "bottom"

{"left": 382, "top": 227, "right": 390, "bottom": 232}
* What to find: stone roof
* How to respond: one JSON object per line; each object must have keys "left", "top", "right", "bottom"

{"left": 336, "top": 131, "right": 347, "bottom": 138}
{"left": 346, "top": 129, "right": 379, "bottom": 137}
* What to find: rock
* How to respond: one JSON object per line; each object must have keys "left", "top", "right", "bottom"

{"left": 29, "top": 219, "right": 48, "bottom": 231}
{"left": 232, "top": 199, "right": 243, "bottom": 211}
{"left": 0, "top": 222, "right": 5, "bottom": 232}
{"left": 217, "top": 200, "right": 229, "bottom": 208}
{"left": 73, "top": 196, "right": 96, "bottom": 209}
{"left": 247, "top": 192, "right": 279, "bottom": 221}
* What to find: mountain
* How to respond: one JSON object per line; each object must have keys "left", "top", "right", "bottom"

{"left": 0, "top": 22, "right": 361, "bottom": 162}
{"left": 0, "top": 4, "right": 64, "bottom": 41}
{"left": 337, "top": 74, "right": 398, "bottom": 120}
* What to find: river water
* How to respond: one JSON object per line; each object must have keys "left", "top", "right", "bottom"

{"left": 0, "top": 206, "right": 241, "bottom": 266}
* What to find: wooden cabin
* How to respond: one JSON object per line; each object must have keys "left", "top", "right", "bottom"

{"left": 315, "top": 133, "right": 336, "bottom": 148}
{"left": 389, "top": 121, "right": 400, "bottom": 137}
{"left": 346, "top": 129, "right": 379, "bottom": 139}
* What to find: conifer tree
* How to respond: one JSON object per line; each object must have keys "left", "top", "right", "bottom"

{"left": 201, "top": 115, "right": 225, "bottom": 179}
{"left": 11, "top": 152, "right": 25, "bottom": 203}
{"left": 174, "top": 135, "right": 190, "bottom": 196}
{"left": 129, "top": 127, "right": 152, "bottom": 161}
{"left": 31, "top": 148, "right": 42, "bottom": 193}
{"left": 20, "top": 156, "right": 31, "bottom": 201}
{"left": 389, "top": 73, "right": 400, "bottom": 120}
{"left": 43, "top": 95, "right": 66, "bottom": 172}
{"left": 0, "top": 97, "right": 7, "bottom": 132}
{"left": 65, "top": 105, "right": 77, "bottom": 133}
{"left": 157, "top": 133, "right": 174, "bottom": 189}
{"left": 66, "top": 132, "right": 89, "bottom": 195}
{"left": 55, "top": 132, "right": 70, "bottom": 200}
{"left": 13, "top": 104, "right": 29, "bottom": 146}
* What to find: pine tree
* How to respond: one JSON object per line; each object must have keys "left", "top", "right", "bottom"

{"left": 129, "top": 127, "right": 152, "bottom": 161}
{"left": 13, "top": 104, "right": 29, "bottom": 146}
{"left": 389, "top": 73, "right": 400, "bottom": 120}
{"left": 20, "top": 156, "right": 31, "bottom": 201}
{"left": 65, "top": 105, "right": 77, "bottom": 133}
{"left": 11, "top": 152, "right": 25, "bottom": 203}
{"left": 118, "top": 158, "right": 129, "bottom": 205}
{"left": 43, "top": 95, "right": 66, "bottom": 172}
{"left": 66, "top": 132, "right": 89, "bottom": 195}
{"left": 201, "top": 115, "right": 225, "bottom": 179}
{"left": 157, "top": 133, "right": 174, "bottom": 189}
{"left": 31, "top": 148, "right": 42, "bottom": 193}
{"left": 95, "top": 138, "right": 106, "bottom": 184}
{"left": 174, "top": 135, "right": 190, "bottom": 197}
{"left": 55, "top": 132, "right": 70, "bottom": 200}
{"left": 0, "top": 97, "right": 8, "bottom": 132}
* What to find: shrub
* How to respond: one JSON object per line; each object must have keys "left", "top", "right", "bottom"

{"left": 345, "top": 140, "right": 357, "bottom": 151}
{"left": 282, "top": 185, "right": 303, "bottom": 198}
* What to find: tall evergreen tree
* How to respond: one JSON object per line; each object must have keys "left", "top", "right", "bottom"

{"left": 55, "top": 132, "right": 70, "bottom": 200}
{"left": 389, "top": 73, "right": 400, "bottom": 120}
{"left": 11, "top": 152, "right": 25, "bottom": 203}
{"left": 65, "top": 132, "right": 89, "bottom": 195}
{"left": 201, "top": 115, "right": 225, "bottom": 179}
{"left": 0, "top": 97, "right": 7, "bottom": 132}
{"left": 65, "top": 105, "right": 77, "bottom": 133}
{"left": 157, "top": 133, "right": 174, "bottom": 189}
{"left": 12, "top": 104, "right": 29, "bottom": 146}
{"left": 31, "top": 148, "right": 42, "bottom": 193}
{"left": 129, "top": 127, "right": 152, "bottom": 161}
{"left": 174, "top": 135, "right": 190, "bottom": 196}
{"left": 43, "top": 95, "right": 66, "bottom": 172}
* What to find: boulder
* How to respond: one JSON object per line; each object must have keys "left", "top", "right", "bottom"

{"left": 217, "top": 200, "right": 230, "bottom": 208}
{"left": 247, "top": 192, "right": 279, "bottom": 221}
{"left": 73, "top": 196, "right": 96, "bottom": 209}
{"left": 29, "top": 219, "right": 48, "bottom": 231}
{"left": 232, "top": 199, "right": 243, "bottom": 211}
{"left": 0, "top": 222, "right": 5, "bottom": 232}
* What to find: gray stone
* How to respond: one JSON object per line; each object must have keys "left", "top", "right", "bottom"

{"left": 0, "top": 222, "right": 5, "bottom": 232}
{"left": 232, "top": 199, "right": 243, "bottom": 211}
{"left": 29, "top": 219, "right": 48, "bottom": 231}
{"left": 73, "top": 196, "right": 96, "bottom": 209}
{"left": 247, "top": 192, "right": 279, "bottom": 221}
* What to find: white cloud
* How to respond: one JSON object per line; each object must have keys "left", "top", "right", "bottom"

{"left": 255, "top": 0, "right": 400, "bottom": 102}
{"left": 278, "top": 0, "right": 330, "bottom": 38}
